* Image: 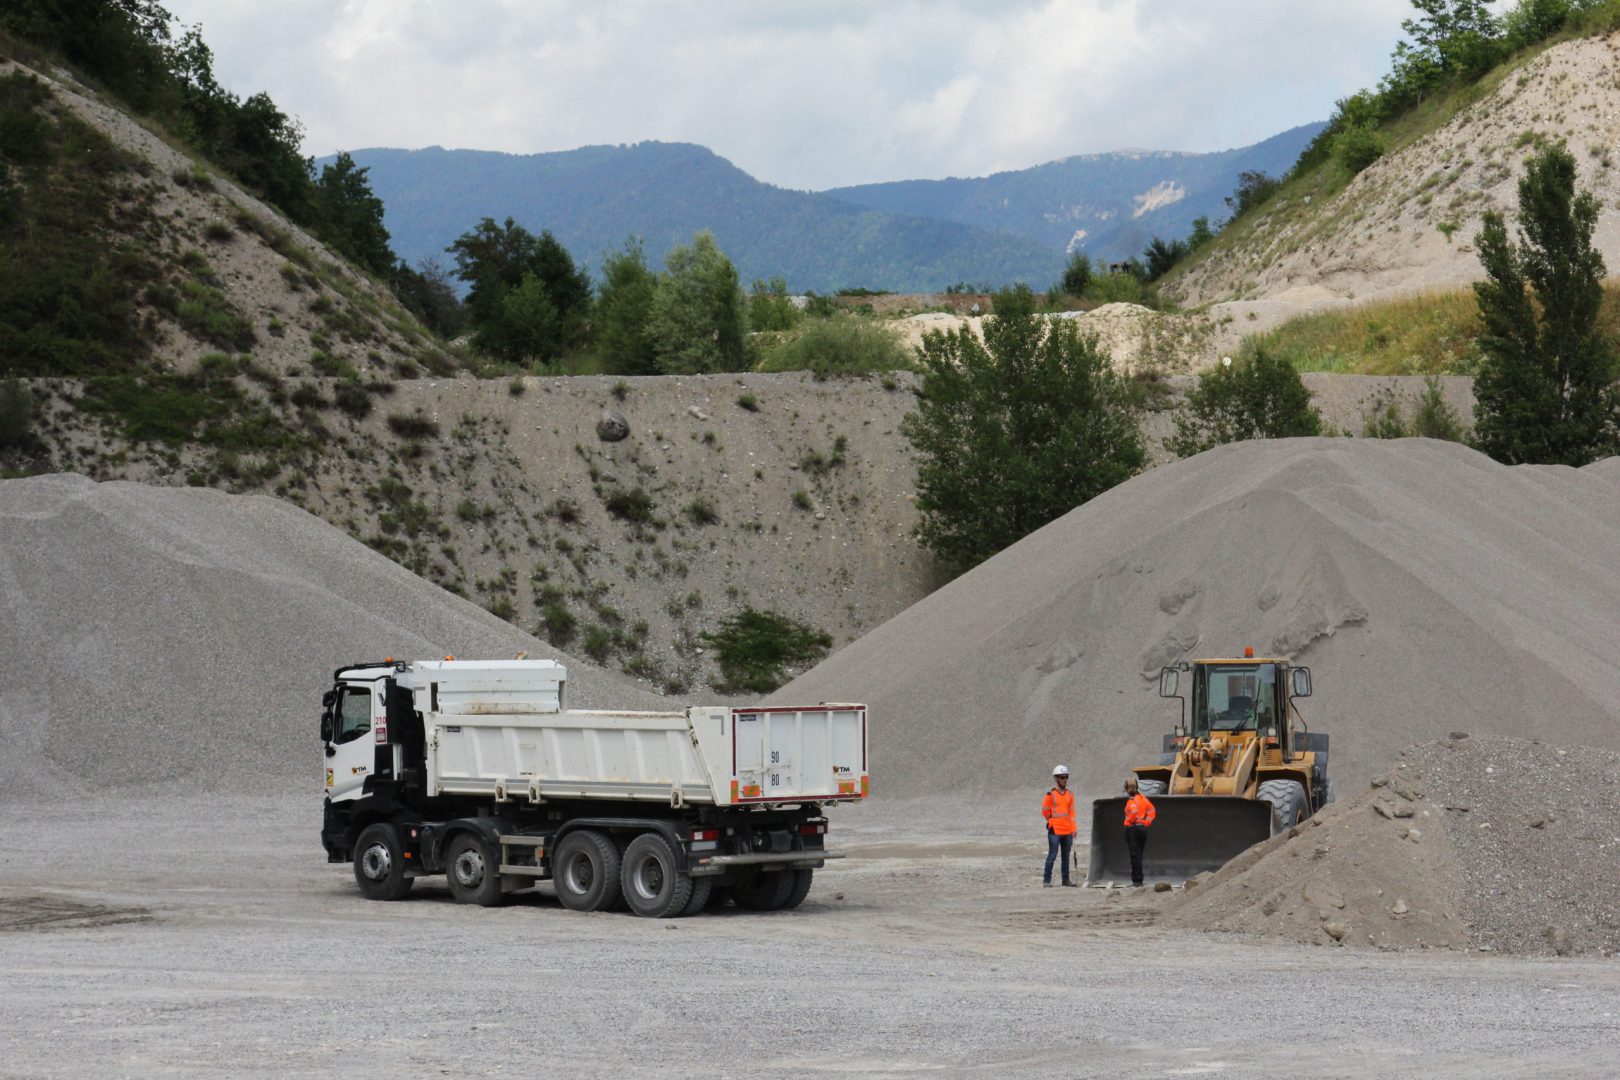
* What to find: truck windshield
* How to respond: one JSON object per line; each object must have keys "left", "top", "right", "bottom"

{"left": 1192, "top": 664, "right": 1277, "bottom": 735}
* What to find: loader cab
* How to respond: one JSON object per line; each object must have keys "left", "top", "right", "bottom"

{"left": 1194, "top": 663, "right": 1280, "bottom": 738}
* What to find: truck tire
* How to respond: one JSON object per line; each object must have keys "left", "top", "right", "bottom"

{"left": 779, "top": 869, "right": 814, "bottom": 910}
{"left": 621, "top": 833, "right": 694, "bottom": 918}
{"left": 353, "top": 823, "right": 414, "bottom": 901}
{"left": 677, "top": 876, "right": 713, "bottom": 918}
{"left": 1136, "top": 779, "right": 1167, "bottom": 797}
{"left": 704, "top": 885, "right": 732, "bottom": 911}
{"left": 552, "top": 830, "right": 623, "bottom": 913}
{"left": 733, "top": 869, "right": 795, "bottom": 912}
{"left": 1257, "top": 779, "right": 1307, "bottom": 834}
{"left": 445, "top": 832, "right": 504, "bottom": 907}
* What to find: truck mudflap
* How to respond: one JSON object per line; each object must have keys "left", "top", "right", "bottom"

{"left": 1085, "top": 796, "right": 1274, "bottom": 886}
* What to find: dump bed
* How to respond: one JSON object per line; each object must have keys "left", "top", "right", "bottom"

{"left": 403, "top": 660, "right": 867, "bottom": 808}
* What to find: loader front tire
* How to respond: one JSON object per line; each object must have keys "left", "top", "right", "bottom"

{"left": 1136, "top": 779, "right": 1167, "bottom": 797}
{"left": 1257, "top": 779, "right": 1307, "bottom": 834}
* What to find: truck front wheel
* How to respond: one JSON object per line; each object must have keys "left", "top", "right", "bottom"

{"left": 621, "top": 833, "right": 695, "bottom": 918}
{"left": 353, "top": 823, "right": 414, "bottom": 901}
{"left": 445, "top": 833, "right": 504, "bottom": 907}
{"left": 552, "top": 830, "right": 623, "bottom": 913}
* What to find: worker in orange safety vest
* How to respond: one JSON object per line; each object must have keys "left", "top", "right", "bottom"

{"left": 1042, "top": 765, "right": 1078, "bottom": 887}
{"left": 1122, "top": 776, "right": 1157, "bottom": 886}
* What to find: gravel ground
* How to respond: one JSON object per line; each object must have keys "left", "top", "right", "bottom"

{"left": 2, "top": 796, "right": 1618, "bottom": 1079}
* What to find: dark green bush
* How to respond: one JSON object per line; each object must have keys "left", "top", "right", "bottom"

{"left": 700, "top": 609, "right": 833, "bottom": 693}
{"left": 603, "top": 486, "right": 654, "bottom": 523}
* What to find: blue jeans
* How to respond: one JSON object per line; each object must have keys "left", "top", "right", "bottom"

{"left": 1044, "top": 830, "right": 1074, "bottom": 884}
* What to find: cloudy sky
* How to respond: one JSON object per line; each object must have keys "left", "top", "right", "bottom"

{"left": 162, "top": 0, "right": 1418, "bottom": 190}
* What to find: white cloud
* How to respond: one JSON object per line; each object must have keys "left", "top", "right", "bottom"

{"left": 162, "top": 0, "right": 1414, "bottom": 189}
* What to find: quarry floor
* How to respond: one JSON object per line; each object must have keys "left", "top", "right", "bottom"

{"left": 1, "top": 797, "right": 1616, "bottom": 1080}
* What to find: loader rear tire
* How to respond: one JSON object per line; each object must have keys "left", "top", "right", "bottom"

{"left": 1257, "top": 779, "right": 1307, "bottom": 834}
{"left": 553, "top": 829, "right": 623, "bottom": 913}
{"left": 1136, "top": 779, "right": 1167, "bottom": 797}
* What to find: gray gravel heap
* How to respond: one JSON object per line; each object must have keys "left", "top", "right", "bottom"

{"left": 774, "top": 438, "right": 1620, "bottom": 801}
{"left": 1162, "top": 735, "right": 1620, "bottom": 956}
{"left": 0, "top": 475, "right": 665, "bottom": 799}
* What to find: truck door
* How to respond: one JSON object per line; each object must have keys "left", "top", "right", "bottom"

{"left": 323, "top": 683, "right": 378, "bottom": 802}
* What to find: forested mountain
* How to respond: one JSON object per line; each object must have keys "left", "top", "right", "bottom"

{"left": 825, "top": 124, "right": 1326, "bottom": 266}
{"left": 342, "top": 143, "right": 1067, "bottom": 293}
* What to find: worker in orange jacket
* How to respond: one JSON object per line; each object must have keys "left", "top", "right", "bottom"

{"left": 1122, "top": 776, "right": 1157, "bottom": 886}
{"left": 1042, "top": 765, "right": 1078, "bottom": 887}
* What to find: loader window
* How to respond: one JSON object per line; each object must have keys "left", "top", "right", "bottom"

{"left": 334, "top": 685, "right": 373, "bottom": 744}
{"left": 1195, "top": 665, "right": 1278, "bottom": 734}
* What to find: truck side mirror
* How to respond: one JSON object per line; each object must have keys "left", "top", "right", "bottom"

{"left": 1159, "top": 667, "right": 1179, "bottom": 698}
{"left": 1291, "top": 667, "right": 1312, "bottom": 698}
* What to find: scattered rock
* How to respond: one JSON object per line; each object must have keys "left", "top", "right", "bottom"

{"left": 1528, "top": 817, "right": 1546, "bottom": 830}
{"left": 1449, "top": 731, "right": 1471, "bottom": 741}
{"left": 1323, "top": 921, "right": 1349, "bottom": 942}
{"left": 1392, "top": 898, "right": 1410, "bottom": 916}
{"left": 1153, "top": 882, "right": 1172, "bottom": 893}
{"left": 687, "top": 406, "right": 709, "bottom": 421}
{"left": 1304, "top": 882, "right": 1346, "bottom": 910}
{"left": 595, "top": 410, "right": 629, "bottom": 442}
{"left": 1543, "top": 925, "right": 1572, "bottom": 956}
{"left": 1403, "top": 828, "right": 1422, "bottom": 844}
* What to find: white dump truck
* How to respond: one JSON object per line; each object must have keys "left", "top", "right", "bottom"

{"left": 320, "top": 659, "right": 868, "bottom": 917}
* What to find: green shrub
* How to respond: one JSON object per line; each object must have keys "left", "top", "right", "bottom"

{"left": 757, "top": 316, "right": 912, "bottom": 377}
{"left": 386, "top": 412, "right": 440, "bottom": 440}
{"left": 177, "top": 280, "right": 255, "bottom": 350}
{"left": 684, "top": 497, "right": 719, "bottom": 526}
{"left": 736, "top": 392, "right": 759, "bottom": 412}
{"left": 331, "top": 380, "right": 372, "bottom": 418}
{"left": 583, "top": 624, "right": 612, "bottom": 663}
{"left": 791, "top": 489, "right": 812, "bottom": 510}
{"left": 603, "top": 486, "right": 654, "bottom": 523}
{"left": 540, "top": 603, "right": 576, "bottom": 643}
{"left": 700, "top": 608, "right": 833, "bottom": 693}
{"left": 1167, "top": 350, "right": 1323, "bottom": 457}
{"left": 1411, "top": 375, "right": 1465, "bottom": 441}
{"left": 1334, "top": 123, "right": 1386, "bottom": 174}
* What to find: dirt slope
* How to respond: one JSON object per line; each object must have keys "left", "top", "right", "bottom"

{"left": 1169, "top": 32, "right": 1620, "bottom": 318}
{"left": 771, "top": 439, "right": 1620, "bottom": 802}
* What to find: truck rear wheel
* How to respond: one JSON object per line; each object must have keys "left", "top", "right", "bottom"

{"left": 734, "top": 869, "right": 795, "bottom": 911}
{"left": 445, "top": 833, "right": 504, "bottom": 907}
{"left": 1257, "top": 779, "right": 1307, "bottom": 834}
{"left": 779, "top": 869, "right": 814, "bottom": 910}
{"left": 552, "top": 830, "right": 623, "bottom": 913}
{"left": 621, "top": 833, "right": 695, "bottom": 918}
{"left": 353, "top": 823, "right": 414, "bottom": 901}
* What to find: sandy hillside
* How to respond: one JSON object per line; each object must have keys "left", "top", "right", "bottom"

{"left": 1169, "top": 32, "right": 1620, "bottom": 321}
{"left": 0, "top": 474, "right": 666, "bottom": 800}
{"left": 771, "top": 438, "right": 1620, "bottom": 802}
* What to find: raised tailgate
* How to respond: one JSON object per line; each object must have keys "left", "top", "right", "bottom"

{"left": 725, "top": 705, "right": 867, "bottom": 805}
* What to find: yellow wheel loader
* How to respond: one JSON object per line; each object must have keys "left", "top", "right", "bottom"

{"left": 1086, "top": 652, "right": 1330, "bottom": 886}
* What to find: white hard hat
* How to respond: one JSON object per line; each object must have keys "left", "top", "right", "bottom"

{"left": 1052, "top": 764, "right": 1070, "bottom": 777}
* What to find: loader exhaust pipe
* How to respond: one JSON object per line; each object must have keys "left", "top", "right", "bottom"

{"left": 1085, "top": 796, "right": 1275, "bottom": 886}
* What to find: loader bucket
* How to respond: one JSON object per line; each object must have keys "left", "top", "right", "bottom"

{"left": 1085, "top": 796, "right": 1274, "bottom": 886}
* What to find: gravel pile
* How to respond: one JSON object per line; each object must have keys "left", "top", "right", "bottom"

{"left": 1161, "top": 735, "right": 1620, "bottom": 956}
{"left": 0, "top": 475, "right": 665, "bottom": 799}
{"left": 1404, "top": 734, "right": 1620, "bottom": 956}
{"left": 774, "top": 438, "right": 1620, "bottom": 802}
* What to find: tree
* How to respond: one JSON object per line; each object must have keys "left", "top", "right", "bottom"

{"left": 1144, "top": 237, "right": 1188, "bottom": 281}
{"left": 1167, "top": 350, "right": 1322, "bottom": 458}
{"left": 1060, "top": 251, "right": 1092, "bottom": 297}
{"left": 1472, "top": 143, "right": 1619, "bottom": 465}
{"left": 901, "top": 284, "right": 1146, "bottom": 574}
{"left": 1224, "top": 170, "right": 1281, "bottom": 219}
{"left": 749, "top": 277, "right": 799, "bottom": 332}
{"left": 314, "top": 151, "right": 393, "bottom": 276}
{"left": 447, "top": 217, "right": 591, "bottom": 364}
{"left": 391, "top": 257, "right": 465, "bottom": 340}
{"left": 595, "top": 238, "right": 658, "bottom": 375}
{"left": 1186, "top": 217, "right": 1216, "bottom": 252}
{"left": 646, "top": 231, "right": 749, "bottom": 374}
